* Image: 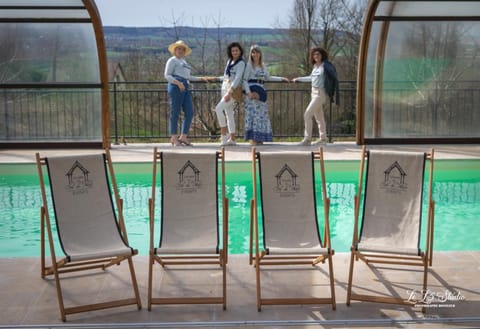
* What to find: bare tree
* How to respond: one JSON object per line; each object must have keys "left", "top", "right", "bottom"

{"left": 283, "top": 0, "right": 320, "bottom": 75}
{"left": 281, "top": 0, "right": 351, "bottom": 76}
{"left": 190, "top": 17, "right": 211, "bottom": 75}
{"left": 211, "top": 13, "right": 230, "bottom": 75}
{"left": 122, "top": 51, "right": 166, "bottom": 81}
{"left": 164, "top": 10, "right": 186, "bottom": 40}
{"left": 318, "top": 0, "right": 343, "bottom": 57}
{"left": 404, "top": 22, "right": 480, "bottom": 99}
{"left": 335, "top": 0, "right": 367, "bottom": 80}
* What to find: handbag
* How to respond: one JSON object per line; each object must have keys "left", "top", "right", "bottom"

{"left": 231, "top": 86, "right": 243, "bottom": 102}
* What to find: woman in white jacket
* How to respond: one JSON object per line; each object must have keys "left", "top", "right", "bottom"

{"left": 214, "top": 42, "right": 246, "bottom": 146}
{"left": 292, "top": 47, "right": 339, "bottom": 146}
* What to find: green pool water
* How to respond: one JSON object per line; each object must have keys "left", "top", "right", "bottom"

{"left": 0, "top": 159, "right": 479, "bottom": 257}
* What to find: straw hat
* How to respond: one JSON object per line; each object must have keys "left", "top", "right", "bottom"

{"left": 168, "top": 40, "right": 192, "bottom": 56}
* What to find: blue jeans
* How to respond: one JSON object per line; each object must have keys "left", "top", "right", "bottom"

{"left": 167, "top": 82, "right": 193, "bottom": 135}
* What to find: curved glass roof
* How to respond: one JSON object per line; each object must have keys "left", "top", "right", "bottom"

{"left": 375, "top": 1, "right": 480, "bottom": 19}
{"left": 0, "top": 0, "right": 109, "bottom": 148}
{"left": 357, "top": 0, "right": 480, "bottom": 144}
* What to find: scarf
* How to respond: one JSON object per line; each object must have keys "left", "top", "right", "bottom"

{"left": 225, "top": 58, "right": 244, "bottom": 77}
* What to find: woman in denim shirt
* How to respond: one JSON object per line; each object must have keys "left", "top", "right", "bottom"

{"left": 164, "top": 40, "right": 211, "bottom": 146}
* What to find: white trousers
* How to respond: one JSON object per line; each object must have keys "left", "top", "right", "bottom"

{"left": 303, "top": 88, "right": 328, "bottom": 140}
{"left": 214, "top": 80, "right": 237, "bottom": 134}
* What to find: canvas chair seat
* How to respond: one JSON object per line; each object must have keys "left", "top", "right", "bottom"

{"left": 67, "top": 247, "right": 134, "bottom": 262}
{"left": 36, "top": 151, "right": 141, "bottom": 321}
{"left": 346, "top": 147, "right": 435, "bottom": 311}
{"left": 153, "top": 247, "right": 218, "bottom": 255}
{"left": 356, "top": 244, "right": 421, "bottom": 256}
{"left": 266, "top": 246, "right": 330, "bottom": 255}
{"left": 148, "top": 148, "right": 228, "bottom": 310}
{"left": 250, "top": 148, "right": 336, "bottom": 311}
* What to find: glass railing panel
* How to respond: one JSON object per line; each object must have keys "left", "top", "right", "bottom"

{"left": 0, "top": 89, "right": 102, "bottom": 142}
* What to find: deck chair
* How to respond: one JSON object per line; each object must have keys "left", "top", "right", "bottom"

{"left": 249, "top": 148, "right": 336, "bottom": 311}
{"left": 36, "top": 150, "right": 142, "bottom": 321}
{"left": 148, "top": 147, "right": 228, "bottom": 310}
{"left": 346, "top": 146, "right": 435, "bottom": 310}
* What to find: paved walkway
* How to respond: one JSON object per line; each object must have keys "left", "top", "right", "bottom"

{"left": 1, "top": 141, "right": 480, "bottom": 163}
{"left": 0, "top": 252, "right": 479, "bottom": 328}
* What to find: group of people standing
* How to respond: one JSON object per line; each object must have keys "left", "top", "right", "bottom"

{"left": 164, "top": 40, "right": 339, "bottom": 147}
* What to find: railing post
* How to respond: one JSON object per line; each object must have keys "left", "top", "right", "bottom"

{"left": 113, "top": 81, "right": 119, "bottom": 145}
{"left": 3, "top": 89, "right": 8, "bottom": 138}
{"left": 328, "top": 99, "right": 333, "bottom": 143}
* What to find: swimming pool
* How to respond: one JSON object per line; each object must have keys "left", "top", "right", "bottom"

{"left": 1, "top": 159, "right": 479, "bottom": 257}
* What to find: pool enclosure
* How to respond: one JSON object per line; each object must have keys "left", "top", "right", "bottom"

{"left": 0, "top": 0, "right": 109, "bottom": 148}
{"left": 357, "top": 0, "right": 480, "bottom": 144}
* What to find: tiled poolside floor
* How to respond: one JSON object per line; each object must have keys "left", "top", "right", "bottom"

{"left": 1, "top": 253, "right": 479, "bottom": 328}
{"left": 1, "top": 142, "right": 479, "bottom": 328}
{"left": 1, "top": 141, "right": 480, "bottom": 163}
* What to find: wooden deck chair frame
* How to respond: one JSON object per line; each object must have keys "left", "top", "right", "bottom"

{"left": 36, "top": 150, "right": 142, "bottom": 321}
{"left": 249, "top": 147, "right": 336, "bottom": 311}
{"left": 147, "top": 147, "right": 228, "bottom": 310}
{"left": 346, "top": 146, "right": 435, "bottom": 311}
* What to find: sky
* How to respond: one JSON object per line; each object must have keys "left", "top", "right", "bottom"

{"left": 94, "top": 0, "right": 293, "bottom": 28}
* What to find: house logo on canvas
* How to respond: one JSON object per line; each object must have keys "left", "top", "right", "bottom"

{"left": 176, "top": 160, "right": 202, "bottom": 193}
{"left": 65, "top": 160, "right": 93, "bottom": 195}
{"left": 273, "top": 164, "right": 300, "bottom": 197}
{"left": 380, "top": 161, "right": 408, "bottom": 194}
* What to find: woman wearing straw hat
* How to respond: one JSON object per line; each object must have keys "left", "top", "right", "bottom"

{"left": 164, "top": 40, "right": 211, "bottom": 146}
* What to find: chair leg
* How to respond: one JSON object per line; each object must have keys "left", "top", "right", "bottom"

{"left": 255, "top": 257, "right": 262, "bottom": 311}
{"left": 127, "top": 257, "right": 142, "bottom": 310}
{"left": 249, "top": 199, "right": 254, "bottom": 265}
{"left": 346, "top": 249, "right": 356, "bottom": 306}
{"left": 147, "top": 253, "right": 154, "bottom": 311}
{"left": 222, "top": 250, "right": 227, "bottom": 310}
{"left": 40, "top": 208, "right": 46, "bottom": 279}
{"left": 327, "top": 254, "right": 336, "bottom": 310}
{"left": 422, "top": 257, "right": 429, "bottom": 314}
{"left": 428, "top": 202, "right": 435, "bottom": 267}
{"left": 47, "top": 260, "right": 66, "bottom": 321}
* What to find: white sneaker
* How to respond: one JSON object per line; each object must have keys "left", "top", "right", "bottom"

{"left": 297, "top": 138, "right": 311, "bottom": 146}
{"left": 220, "top": 134, "right": 228, "bottom": 146}
{"left": 226, "top": 138, "right": 237, "bottom": 146}
{"left": 312, "top": 138, "right": 327, "bottom": 145}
